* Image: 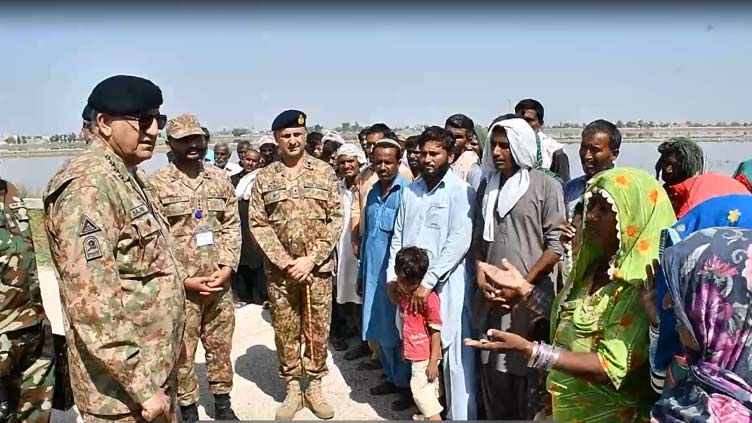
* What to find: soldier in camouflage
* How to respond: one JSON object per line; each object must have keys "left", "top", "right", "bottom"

{"left": 150, "top": 114, "right": 241, "bottom": 422}
{"left": 0, "top": 178, "right": 56, "bottom": 423}
{"left": 43, "top": 75, "right": 191, "bottom": 423}
{"left": 249, "top": 110, "right": 342, "bottom": 420}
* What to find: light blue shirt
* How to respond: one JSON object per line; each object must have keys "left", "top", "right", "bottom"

{"left": 387, "top": 169, "right": 474, "bottom": 347}
{"left": 359, "top": 174, "right": 407, "bottom": 347}
{"left": 563, "top": 174, "right": 587, "bottom": 218}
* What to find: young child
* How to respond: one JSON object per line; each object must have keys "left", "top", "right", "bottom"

{"left": 393, "top": 246, "right": 442, "bottom": 421}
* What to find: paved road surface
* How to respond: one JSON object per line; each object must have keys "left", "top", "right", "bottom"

{"left": 39, "top": 268, "right": 415, "bottom": 421}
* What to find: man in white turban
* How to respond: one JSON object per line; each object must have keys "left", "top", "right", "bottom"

{"left": 473, "top": 116, "right": 565, "bottom": 420}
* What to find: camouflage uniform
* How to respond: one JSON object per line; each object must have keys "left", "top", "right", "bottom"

{"left": 150, "top": 161, "right": 240, "bottom": 407}
{"left": 0, "top": 180, "right": 55, "bottom": 423}
{"left": 43, "top": 137, "right": 186, "bottom": 423}
{"left": 249, "top": 156, "right": 342, "bottom": 382}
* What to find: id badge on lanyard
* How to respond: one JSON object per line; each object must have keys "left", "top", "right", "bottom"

{"left": 193, "top": 209, "right": 214, "bottom": 247}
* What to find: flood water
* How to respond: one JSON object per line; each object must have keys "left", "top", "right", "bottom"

{"left": 5, "top": 141, "right": 752, "bottom": 196}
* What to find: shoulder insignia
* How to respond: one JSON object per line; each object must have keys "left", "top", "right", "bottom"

{"left": 79, "top": 215, "right": 101, "bottom": 237}
{"left": 83, "top": 236, "right": 103, "bottom": 261}
{"left": 130, "top": 204, "right": 149, "bottom": 220}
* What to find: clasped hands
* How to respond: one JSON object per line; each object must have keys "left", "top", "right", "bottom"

{"left": 285, "top": 256, "right": 315, "bottom": 285}
{"left": 184, "top": 266, "right": 233, "bottom": 296}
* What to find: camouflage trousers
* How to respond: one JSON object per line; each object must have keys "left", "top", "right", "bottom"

{"left": 0, "top": 322, "right": 55, "bottom": 423}
{"left": 80, "top": 402, "right": 177, "bottom": 423}
{"left": 267, "top": 272, "right": 332, "bottom": 382}
{"left": 177, "top": 290, "right": 235, "bottom": 407}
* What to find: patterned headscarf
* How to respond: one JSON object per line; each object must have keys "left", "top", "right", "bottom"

{"left": 653, "top": 194, "right": 752, "bottom": 371}
{"left": 553, "top": 168, "right": 676, "bottom": 332}
{"left": 652, "top": 227, "right": 752, "bottom": 421}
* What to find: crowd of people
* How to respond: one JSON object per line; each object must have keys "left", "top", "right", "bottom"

{"left": 2, "top": 73, "right": 752, "bottom": 423}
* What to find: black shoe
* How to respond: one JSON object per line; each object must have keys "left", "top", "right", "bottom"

{"left": 214, "top": 393, "right": 239, "bottom": 420}
{"left": 180, "top": 403, "right": 199, "bottom": 423}
{"left": 356, "top": 359, "right": 383, "bottom": 371}
{"left": 331, "top": 337, "right": 348, "bottom": 351}
{"left": 391, "top": 393, "right": 416, "bottom": 411}
{"left": 369, "top": 382, "right": 398, "bottom": 396}
{"left": 344, "top": 343, "right": 371, "bottom": 360}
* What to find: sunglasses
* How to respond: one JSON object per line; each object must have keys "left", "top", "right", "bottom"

{"left": 119, "top": 113, "right": 168, "bottom": 131}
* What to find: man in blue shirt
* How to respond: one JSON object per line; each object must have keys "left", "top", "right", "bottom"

{"left": 386, "top": 126, "right": 477, "bottom": 420}
{"left": 359, "top": 139, "right": 413, "bottom": 410}
{"left": 563, "top": 119, "right": 621, "bottom": 217}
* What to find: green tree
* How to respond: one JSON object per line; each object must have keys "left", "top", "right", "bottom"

{"left": 615, "top": 120, "right": 624, "bottom": 127}
{"left": 340, "top": 122, "right": 351, "bottom": 132}
{"left": 312, "top": 124, "right": 323, "bottom": 132}
{"left": 3, "top": 136, "right": 15, "bottom": 144}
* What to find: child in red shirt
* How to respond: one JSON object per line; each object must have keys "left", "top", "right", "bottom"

{"left": 393, "top": 246, "right": 442, "bottom": 420}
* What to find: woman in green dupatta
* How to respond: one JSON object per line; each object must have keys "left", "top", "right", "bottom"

{"left": 466, "top": 168, "right": 676, "bottom": 422}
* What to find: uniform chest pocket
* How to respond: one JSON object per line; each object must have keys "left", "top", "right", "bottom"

{"left": 120, "top": 212, "right": 168, "bottom": 279}
{"left": 263, "top": 189, "right": 290, "bottom": 222}
{"left": 207, "top": 196, "right": 226, "bottom": 212}
{"left": 161, "top": 196, "right": 192, "bottom": 218}
{"left": 302, "top": 184, "right": 329, "bottom": 220}
{"left": 378, "top": 207, "right": 398, "bottom": 232}
{"left": 132, "top": 213, "right": 161, "bottom": 240}
{"left": 424, "top": 202, "right": 448, "bottom": 229}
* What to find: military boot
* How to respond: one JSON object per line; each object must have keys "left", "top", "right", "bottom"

{"left": 304, "top": 379, "right": 334, "bottom": 420}
{"left": 180, "top": 403, "right": 199, "bottom": 423}
{"left": 275, "top": 380, "right": 304, "bottom": 420}
{"left": 214, "top": 393, "right": 239, "bottom": 420}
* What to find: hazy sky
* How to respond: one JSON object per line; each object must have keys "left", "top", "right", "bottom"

{"left": 1, "top": 4, "right": 751, "bottom": 135}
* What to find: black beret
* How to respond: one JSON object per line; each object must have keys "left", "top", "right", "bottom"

{"left": 271, "top": 109, "right": 306, "bottom": 131}
{"left": 86, "top": 75, "right": 163, "bottom": 117}
{"left": 82, "top": 104, "right": 93, "bottom": 122}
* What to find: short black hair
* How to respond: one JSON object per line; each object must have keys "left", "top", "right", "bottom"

{"left": 358, "top": 127, "right": 368, "bottom": 143}
{"left": 237, "top": 140, "right": 250, "bottom": 149}
{"left": 404, "top": 135, "right": 420, "bottom": 150}
{"left": 582, "top": 119, "right": 622, "bottom": 151}
{"left": 306, "top": 131, "right": 324, "bottom": 144}
{"left": 417, "top": 126, "right": 454, "bottom": 152}
{"left": 365, "top": 123, "right": 400, "bottom": 142}
{"left": 515, "top": 99, "right": 545, "bottom": 122}
{"left": 395, "top": 246, "right": 429, "bottom": 285}
{"left": 489, "top": 113, "right": 519, "bottom": 128}
{"left": 321, "top": 139, "right": 343, "bottom": 162}
{"left": 445, "top": 114, "right": 475, "bottom": 132}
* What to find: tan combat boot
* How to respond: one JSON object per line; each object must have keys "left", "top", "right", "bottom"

{"left": 304, "top": 379, "right": 335, "bottom": 420}
{"left": 275, "top": 379, "right": 304, "bottom": 420}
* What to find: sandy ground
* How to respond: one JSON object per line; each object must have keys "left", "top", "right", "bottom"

{"left": 39, "top": 268, "right": 416, "bottom": 422}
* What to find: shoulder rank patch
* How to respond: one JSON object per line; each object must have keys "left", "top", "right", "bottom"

{"left": 83, "top": 236, "right": 103, "bottom": 261}
{"left": 79, "top": 215, "right": 101, "bottom": 237}
{"left": 130, "top": 204, "right": 149, "bottom": 220}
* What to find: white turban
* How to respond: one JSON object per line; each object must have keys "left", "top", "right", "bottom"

{"left": 336, "top": 143, "right": 367, "bottom": 165}
{"left": 322, "top": 130, "right": 345, "bottom": 144}
{"left": 258, "top": 135, "right": 276, "bottom": 147}
{"left": 481, "top": 118, "right": 537, "bottom": 242}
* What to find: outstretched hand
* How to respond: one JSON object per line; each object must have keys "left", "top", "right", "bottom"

{"left": 464, "top": 329, "right": 533, "bottom": 357}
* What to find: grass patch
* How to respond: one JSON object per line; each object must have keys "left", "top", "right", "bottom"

{"left": 29, "top": 209, "right": 52, "bottom": 268}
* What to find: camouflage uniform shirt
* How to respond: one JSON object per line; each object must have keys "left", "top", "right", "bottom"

{"left": 0, "top": 180, "right": 47, "bottom": 335}
{"left": 150, "top": 163, "right": 240, "bottom": 278}
{"left": 43, "top": 137, "right": 187, "bottom": 415}
{"left": 249, "top": 156, "right": 343, "bottom": 273}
